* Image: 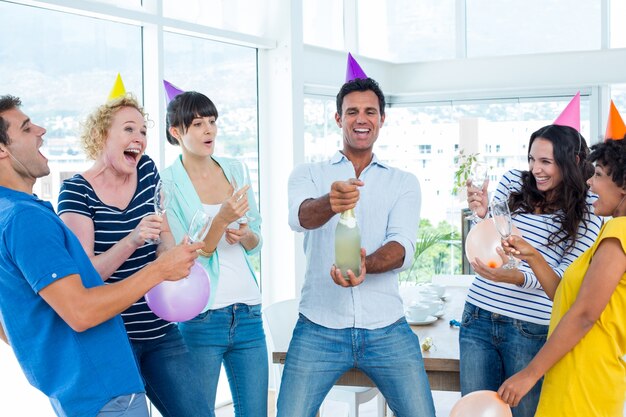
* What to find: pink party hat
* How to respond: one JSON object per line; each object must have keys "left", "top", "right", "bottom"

{"left": 605, "top": 100, "right": 626, "bottom": 141}
{"left": 163, "top": 80, "right": 185, "bottom": 104}
{"left": 345, "top": 52, "right": 367, "bottom": 83}
{"left": 553, "top": 92, "right": 580, "bottom": 132}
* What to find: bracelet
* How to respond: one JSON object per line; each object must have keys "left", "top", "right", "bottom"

{"left": 197, "top": 248, "right": 214, "bottom": 258}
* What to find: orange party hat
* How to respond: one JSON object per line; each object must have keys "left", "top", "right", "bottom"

{"left": 605, "top": 100, "right": 626, "bottom": 141}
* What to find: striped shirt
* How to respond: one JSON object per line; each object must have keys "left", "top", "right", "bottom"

{"left": 57, "top": 155, "right": 174, "bottom": 340}
{"left": 467, "top": 169, "right": 603, "bottom": 325}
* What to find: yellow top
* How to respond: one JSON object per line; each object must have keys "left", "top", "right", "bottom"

{"left": 536, "top": 217, "right": 626, "bottom": 417}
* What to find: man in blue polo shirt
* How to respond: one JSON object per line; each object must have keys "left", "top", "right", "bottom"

{"left": 0, "top": 95, "right": 204, "bottom": 417}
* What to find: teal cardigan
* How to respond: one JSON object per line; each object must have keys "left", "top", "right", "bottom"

{"left": 160, "top": 155, "right": 262, "bottom": 312}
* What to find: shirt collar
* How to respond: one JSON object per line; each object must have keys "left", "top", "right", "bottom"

{"left": 0, "top": 186, "right": 54, "bottom": 211}
{"left": 330, "top": 151, "right": 390, "bottom": 170}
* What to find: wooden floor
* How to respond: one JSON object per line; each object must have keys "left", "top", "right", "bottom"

{"left": 215, "top": 390, "right": 461, "bottom": 417}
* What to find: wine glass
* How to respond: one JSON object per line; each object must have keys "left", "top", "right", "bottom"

{"left": 187, "top": 209, "right": 213, "bottom": 244}
{"left": 146, "top": 179, "right": 170, "bottom": 244}
{"left": 466, "top": 162, "right": 489, "bottom": 223}
{"left": 490, "top": 199, "right": 517, "bottom": 269}
{"left": 229, "top": 161, "right": 256, "bottom": 224}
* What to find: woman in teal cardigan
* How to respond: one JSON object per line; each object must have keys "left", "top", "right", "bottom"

{"left": 161, "top": 91, "right": 267, "bottom": 417}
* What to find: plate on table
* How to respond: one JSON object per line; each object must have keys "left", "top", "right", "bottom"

{"left": 433, "top": 308, "right": 445, "bottom": 318}
{"left": 406, "top": 315, "right": 437, "bottom": 326}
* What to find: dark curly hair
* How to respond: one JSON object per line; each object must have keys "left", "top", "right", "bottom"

{"left": 336, "top": 78, "right": 385, "bottom": 116}
{"left": 165, "top": 91, "right": 218, "bottom": 146}
{"left": 508, "top": 124, "right": 593, "bottom": 251}
{"left": 588, "top": 138, "right": 626, "bottom": 190}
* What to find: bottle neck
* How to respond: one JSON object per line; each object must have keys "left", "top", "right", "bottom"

{"left": 339, "top": 208, "right": 358, "bottom": 228}
{"left": 340, "top": 208, "right": 356, "bottom": 219}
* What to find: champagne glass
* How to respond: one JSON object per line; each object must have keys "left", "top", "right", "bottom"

{"left": 188, "top": 209, "right": 213, "bottom": 244}
{"left": 146, "top": 179, "right": 169, "bottom": 244}
{"left": 490, "top": 199, "right": 517, "bottom": 269}
{"left": 229, "top": 161, "right": 256, "bottom": 224}
{"left": 466, "top": 162, "right": 489, "bottom": 223}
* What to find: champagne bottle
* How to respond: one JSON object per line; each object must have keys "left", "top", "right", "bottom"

{"left": 334, "top": 208, "right": 361, "bottom": 279}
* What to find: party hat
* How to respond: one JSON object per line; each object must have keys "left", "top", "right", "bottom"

{"left": 605, "top": 100, "right": 626, "bottom": 141}
{"left": 107, "top": 73, "right": 126, "bottom": 101}
{"left": 553, "top": 92, "right": 580, "bottom": 132}
{"left": 163, "top": 80, "right": 185, "bottom": 104}
{"left": 345, "top": 52, "right": 367, "bottom": 83}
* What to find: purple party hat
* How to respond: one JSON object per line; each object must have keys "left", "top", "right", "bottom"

{"left": 345, "top": 52, "right": 367, "bottom": 82}
{"left": 163, "top": 80, "right": 185, "bottom": 104}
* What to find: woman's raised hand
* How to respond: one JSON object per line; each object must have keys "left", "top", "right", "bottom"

{"left": 466, "top": 178, "right": 489, "bottom": 219}
{"left": 502, "top": 235, "right": 540, "bottom": 262}
{"left": 217, "top": 185, "right": 250, "bottom": 225}
{"left": 130, "top": 214, "right": 163, "bottom": 247}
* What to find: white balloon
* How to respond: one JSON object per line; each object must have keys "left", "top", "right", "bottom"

{"left": 465, "top": 219, "right": 520, "bottom": 268}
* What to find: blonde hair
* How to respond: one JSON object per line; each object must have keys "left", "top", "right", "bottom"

{"left": 80, "top": 94, "right": 147, "bottom": 160}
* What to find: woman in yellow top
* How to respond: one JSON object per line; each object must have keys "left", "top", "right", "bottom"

{"left": 495, "top": 137, "right": 626, "bottom": 416}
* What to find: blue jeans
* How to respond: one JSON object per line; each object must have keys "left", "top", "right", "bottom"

{"left": 179, "top": 303, "right": 268, "bottom": 417}
{"left": 97, "top": 393, "right": 149, "bottom": 417}
{"left": 131, "top": 325, "right": 210, "bottom": 417}
{"left": 276, "top": 315, "right": 436, "bottom": 417}
{"left": 459, "top": 303, "right": 548, "bottom": 417}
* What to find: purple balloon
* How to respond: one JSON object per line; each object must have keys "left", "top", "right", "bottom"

{"left": 145, "top": 260, "right": 210, "bottom": 322}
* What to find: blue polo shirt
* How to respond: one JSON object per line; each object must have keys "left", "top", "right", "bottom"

{"left": 0, "top": 186, "right": 144, "bottom": 417}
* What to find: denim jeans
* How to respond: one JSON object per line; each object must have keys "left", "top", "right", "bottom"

{"left": 276, "top": 314, "right": 436, "bottom": 417}
{"left": 459, "top": 303, "right": 548, "bottom": 417}
{"left": 179, "top": 303, "right": 268, "bottom": 417}
{"left": 97, "top": 393, "right": 149, "bottom": 417}
{"left": 131, "top": 325, "right": 210, "bottom": 417}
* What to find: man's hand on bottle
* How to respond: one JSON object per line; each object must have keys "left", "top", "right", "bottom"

{"left": 329, "top": 178, "right": 364, "bottom": 213}
{"left": 330, "top": 248, "right": 367, "bottom": 287}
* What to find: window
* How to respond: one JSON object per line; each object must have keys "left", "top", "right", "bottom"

{"left": 612, "top": 84, "right": 626, "bottom": 112}
{"left": 0, "top": 1, "right": 142, "bottom": 209}
{"left": 304, "top": 97, "right": 341, "bottom": 161}
{"left": 163, "top": 31, "right": 260, "bottom": 281}
{"left": 419, "top": 144, "right": 432, "bottom": 154}
{"left": 163, "top": 33, "right": 258, "bottom": 164}
{"left": 466, "top": 0, "right": 601, "bottom": 57}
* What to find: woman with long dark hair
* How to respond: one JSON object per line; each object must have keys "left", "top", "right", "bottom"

{"left": 461, "top": 124, "right": 603, "bottom": 417}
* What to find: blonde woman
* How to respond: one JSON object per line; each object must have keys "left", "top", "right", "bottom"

{"left": 58, "top": 95, "right": 209, "bottom": 417}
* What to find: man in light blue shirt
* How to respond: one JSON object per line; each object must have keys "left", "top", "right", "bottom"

{"left": 277, "top": 78, "right": 436, "bottom": 417}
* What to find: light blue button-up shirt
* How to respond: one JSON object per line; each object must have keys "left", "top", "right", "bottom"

{"left": 288, "top": 151, "right": 421, "bottom": 330}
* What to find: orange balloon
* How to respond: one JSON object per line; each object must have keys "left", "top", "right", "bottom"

{"left": 449, "top": 390, "right": 512, "bottom": 417}
{"left": 465, "top": 219, "right": 521, "bottom": 268}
